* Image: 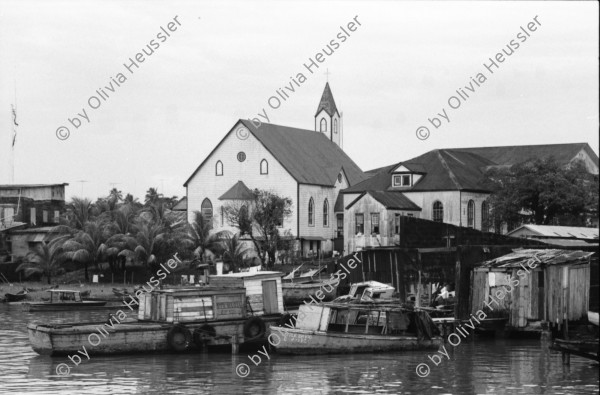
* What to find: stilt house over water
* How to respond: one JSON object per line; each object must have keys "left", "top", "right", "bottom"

{"left": 471, "top": 249, "right": 597, "bottom": 332}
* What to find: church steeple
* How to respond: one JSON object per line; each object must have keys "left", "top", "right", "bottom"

{"left": 315, "top": 82, "right": 342, "bottom": 148}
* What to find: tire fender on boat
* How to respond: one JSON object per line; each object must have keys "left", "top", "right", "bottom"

{"left": 243, "top": 317, "right": 266, "bottom": 340}
{"left": 193, "top": 324, "right": 217, "bottom": 346}
{"left": 167, "top": 324, "right": 192, "bottom": 352}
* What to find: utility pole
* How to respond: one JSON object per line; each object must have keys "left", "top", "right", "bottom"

{"left": 75, "top": 180, "right": 88, "bottom": 196}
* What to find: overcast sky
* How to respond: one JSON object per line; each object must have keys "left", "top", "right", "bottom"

{"left": 0, "top": 1, "right": 598, "bottom": 201}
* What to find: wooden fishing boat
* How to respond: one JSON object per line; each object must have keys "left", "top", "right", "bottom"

{"left": 282, "top": 279, "right": 338, "bottom": 305}
{"left": 28, "top": 272, "right": 286, "bottom": 356}
{"left": 22, "top": 290, "right": 107, "bottom": 312}
{"left": 274, "top": 301, "right": 442, "bottom": 354}
{"left": 4, "top": 289, "right": 27, "bottom": 302}
{"left": 551, "top": 338, "right": 599, "bottom": 362}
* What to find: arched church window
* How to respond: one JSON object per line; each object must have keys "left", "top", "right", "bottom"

{"left": 467, "top": 200, "right": 475, "bottom": 228}
{"left": 215, "top": 161, "right": 223, "bottom": 176}
{"left": 432, "top": 201, "right": 443, "bottom": 223}
{"left": 320, "top": 118, "right": 327, "bottom": 133}
{"left": 308, "top": 198, "right": 314, "bottom": 226}
{"left": 323, "top": 199, "right": 329, "bottom": 227}
{"left": 260, "top": 159, "right": 268, "bottom": 175}
{"left": 333, "top": 119, "right": 338, "bottom": 134}
{"left": 201, "top": 198, "right": 213, "bottom": 222}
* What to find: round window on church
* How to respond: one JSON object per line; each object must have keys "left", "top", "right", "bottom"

{"left": 237, "top": 152, "right": 246, "bottom": 162}
{"left": 338, "top": 173, "right": 343, "bottom": 183}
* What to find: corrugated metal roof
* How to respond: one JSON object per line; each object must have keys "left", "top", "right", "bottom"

{"left": 507, "top": 225, "right": 599, "bottom": 240}
{"left": 481, "top": 249, "right": 594, "bottom": 268}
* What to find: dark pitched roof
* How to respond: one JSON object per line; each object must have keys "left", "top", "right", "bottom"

{"left": 453, "top": 143, "right": 599, "bottom": 168}
{"left": 343, "top": 149, "right": 494, "bottom": 193}
{"left": 239, "top": 120, "right": 367, "bottom": 186}
{"left": 346, "top": 191, "right": 421, "bottom": 211}
{"left": 343, "top": 143, "right": 598, "bottom": 194}
{"left": 219, "top": 181, "right": 254, "bottom": 200}
{"left": 368, "top": 191, "right": 421, "bottom": 211}
{"left": 315, "top": 82, "right": 339, "bottom": 117}
{"left": 172, "top": 196, "right": 187, "bottom": 211}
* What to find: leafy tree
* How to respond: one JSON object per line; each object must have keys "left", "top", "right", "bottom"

{"left": 17, "top": 235, "right": 70, "bottom": 284}
{"left": 223, "top": 189, "right": 292, "bottom": 268}
{"left": 483, "top": 157, "right": 599, "bottom": 229}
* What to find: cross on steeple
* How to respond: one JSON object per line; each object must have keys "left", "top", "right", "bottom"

{"left": 324, "top": 68, "right": 331, "bottom": 82}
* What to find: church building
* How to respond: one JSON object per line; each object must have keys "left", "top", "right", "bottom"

{"left": 184, "top": 83, "right": 368, "bottom": 257}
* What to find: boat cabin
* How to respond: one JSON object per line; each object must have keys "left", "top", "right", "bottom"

{"left": 138, "top": 287, "right": 247, "bottom": 323}
{"left": 47, "top": 290, "right": 82, "bottom": 303}
{"left": 210, "top": 271, "right": 284, "bottom": 315}
{"left": 348, "top": 281, "right": 395, "bottom": 300}
{"left": 296, "top": 302, "right": 422, "bottom": 336}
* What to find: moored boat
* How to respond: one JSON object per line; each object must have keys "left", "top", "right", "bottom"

{"left": 274, "top": 301, "right": 442, "bottom": 354}
{"left": 28, "top": 284, "right": 283, "bottom": 356}
{"left": 22, "top": 290, "right": 107, "bottom": 312}
{"left": 5, "top": 289, "right": 28, "bottom": 302}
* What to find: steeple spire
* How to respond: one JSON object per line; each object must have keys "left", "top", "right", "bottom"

{"left": 314, "top": 82, "right": 342, "bottom": 148}
{"left": 315, "top": 82, "right": 339, "bottom": 117}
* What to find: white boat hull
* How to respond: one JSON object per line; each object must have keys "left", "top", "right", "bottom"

{"left": 588, "top": 311, "right": 599, "bottom": 326}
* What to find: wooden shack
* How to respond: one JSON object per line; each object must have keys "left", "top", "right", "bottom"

{"left": 471, "top": 249, "right": 596, "bottom": 331}
{"left": 209, "top": 271, "right": 284, "bottom": 315}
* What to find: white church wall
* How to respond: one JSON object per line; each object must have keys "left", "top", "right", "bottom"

{"left": 186, "top": 122, "right": 298, "bottom": 237}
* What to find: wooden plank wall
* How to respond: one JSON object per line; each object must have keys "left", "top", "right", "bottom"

{"left": 170, "top": 296, "right": 213, "bottom": 322}
{"left": 568, "top": 265, "right": 589, "bottom": 320}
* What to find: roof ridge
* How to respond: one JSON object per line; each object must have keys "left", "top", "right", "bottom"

{"left": 436, "top": 150, "right": 462, "bottom": 190}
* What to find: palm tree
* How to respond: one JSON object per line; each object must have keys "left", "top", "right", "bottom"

{"left": 133, "top": 219, "right": 168, "bottom": 270}
{"left": 17, "top": 235, "right": 70, "bottom": 284}
{"left": 63, "top": 197, "right": 95, "bottom": 230}
{"left": 108, "top": 188, "right": 123, "bottom": 203}
{"left": 188, "top": 211, "right": 225, "bottom": 263}
{"left": 124, "top": 193, "right": 142, "bottom": 208}
{"left": 144, "top": 188, "right": 163, "bottom": 206}
{"left": 221, "top": 232, "right": 253, "bottom": 272}
{"left": 62, "top": 219, "right": 108, "bottom": 281}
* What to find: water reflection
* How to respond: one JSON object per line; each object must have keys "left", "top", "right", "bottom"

{"left": 1, "top": 304, "right": 598, "bottom": 394}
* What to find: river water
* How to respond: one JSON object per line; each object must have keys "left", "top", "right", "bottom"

{"left": 0, "top": 304, "right": 598, "bottom": 395}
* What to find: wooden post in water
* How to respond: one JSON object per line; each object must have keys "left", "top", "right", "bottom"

{"left": 231, "top": 334, "right": 239, "bottom": 354}
{"left": 123, "top": 271, "right": 126, "bottom": 285}
{"left": 416, "top": 251, "right": 422, "bottom": 308}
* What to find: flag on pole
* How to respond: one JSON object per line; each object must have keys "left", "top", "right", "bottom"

{"left": 11, "top": 104, "right": 18, "bottom": 148}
